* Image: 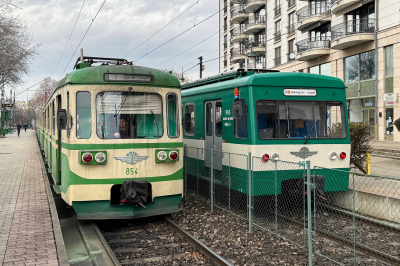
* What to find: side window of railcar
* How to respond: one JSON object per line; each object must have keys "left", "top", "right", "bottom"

{"left": 167, "top": 93, "right": 179, "bottom": 138}
{"left": 52, "top": 101, "right": 55, "bottom": 135}
{"left": 67, "top": 92, "right": 70, "bottom": 139}
{"left": 76, "top": 92, "right": 92, "bottom": 139}
{"left": 47, "top": 107, "right": 50, "bottom": 132}
{"left": 215, "top": 102, "right": 222, "bottom": 137}
{"left": 184, "top": 104, "right": 195, "bottom": 136}
{"left": 234, "top": 100, "right": 247, "bottom": 139}
{"left": 256, "top": 101, "right": 281, "bottom": 139}
{"left": 96, "top": 92, "right": 163, "bottom": 139}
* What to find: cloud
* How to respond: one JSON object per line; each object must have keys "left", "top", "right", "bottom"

{"left": 11, "top": 0, "right": 221, "bottom": 98}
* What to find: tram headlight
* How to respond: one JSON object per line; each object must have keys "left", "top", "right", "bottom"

{"left": 271, "top": 153, "right": 279, "bottom": 161}
{"left": 329, "top": 151, "right": 337, "bottom": 160}
{"left": 82, "top": 152, "right": 93, "bottom": 163}
{"left": 169, "top": 151, "right": 179, "bottom": 161}
{"left": 157, "top": 151, "right": 168, "bottom": 161}
{"left": 95, "top": 152, "right": 106, "bottom": 163}
{"left": 339, "top": 151, "right": 346, "bottom": 160}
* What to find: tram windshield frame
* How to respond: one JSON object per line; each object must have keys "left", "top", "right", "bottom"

{"left": 256, "top": 100, "right": 347, "bottom": 140}
{"left": 96, "top": 91, "right": 163, "bottom": 139}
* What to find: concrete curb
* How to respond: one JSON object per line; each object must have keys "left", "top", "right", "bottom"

{"left": 36, "top": 137, "right": 69, "bottom": 266}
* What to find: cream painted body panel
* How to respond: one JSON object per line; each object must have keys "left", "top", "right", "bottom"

{"left": 62, "top": 179, "right": 183, "bottom": 205}
{"left": 184, "top": 139, "right": 351, "bottom": 169}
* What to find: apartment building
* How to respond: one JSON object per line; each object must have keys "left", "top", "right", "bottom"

{"left": 220, "top": 0, "right": 400, "bottom": 141}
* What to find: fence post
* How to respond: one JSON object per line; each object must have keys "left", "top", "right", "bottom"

{"left": 366, "top": 151, "right": 371, "bottom": 175}
{"left": 306, "top": 161, "right": 312, "bottom": 266}
{"left": 275, "top": 160, "right": 278, "bottom": 233}
{"left": 211, "top": 146, "right": 214, "bottom": 213}
{"left": 248, "top": 152, "right": 252, "bottom": 233}
{"left": 352, "top": 173, "right": 356, "bottom": 265}
{"left": 184, "top": 144, "right": 187, "bottom": 201}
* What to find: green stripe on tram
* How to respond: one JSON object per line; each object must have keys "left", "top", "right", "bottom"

{"left": 61, "top": 142, "right": 183, "bottom": 150}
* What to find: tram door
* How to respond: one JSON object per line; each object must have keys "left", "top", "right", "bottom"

{"left": 56, "top": 95, "right": 62, "bottom": 185}
{"left": 204, "top": 100, "right": 223, "bottom": 170}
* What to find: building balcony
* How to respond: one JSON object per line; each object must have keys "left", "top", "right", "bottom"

{"left": 331, "top": 19, "right": 375, "bottom": 50}
{"left": 274, "top": 57, "right": 282, "bottom": 67}
{"left": 244, "top": 16, "right": 265, "bottom": 34}
{"left": 287, "top": 23, "right": 296, "bottom": 36}
{"left": 231, "top": 6, "right": 248, "bottom": 24}
{"left": 230, "top": 0, "right": 243, "bottom": 4}
{"left": 274, "top": 4, "right": 281, "bottom": 17}
{"left": 296, "top": 3, "right": 331, "bottom": 32}
{"left": 331, "top": 0, "right": 362, "bottom": 14}
{"left": 296, "top": 37, "right": 331, "bottom": 61}
{"left": 244, "top": 40, "right": 265, "bottom": 55}
{"left": 230, "top": 28, "right": 249, "bottom": 43}
{"left": 231, "top": 49, "right": 246, "bottom": 63}
{"left": 245, "top": 0, "right": 265, "bottom": 13}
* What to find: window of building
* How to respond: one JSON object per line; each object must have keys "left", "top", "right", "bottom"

{"left": 275, "top": 46, "right": 281, "bottom": 66}
{"left": 275, "top": 20, "right": 281, "bottom": 41}
{"left": 224, "top": 17, "right": 227, "bottom": 31}
{"left": 76, "top": 91, "right": 91, "bottom": 139}
{"left": 309, "top": 22, "right": 331, "bottom": 41}
{"left": 309, "top": 63, "right": 331, "bottom": 76}
{"left": 167, "top": 93, "right": 179, "bottom": 138}
{"left": 288, "top": 12, "right": 295, "bottom": 34}
{"left": 346, "top": 3, "right": 375, "bottom": 34}
{"left": 385, "top": 45, "right": 394, "bottom": 94}
{"left": 345, "top": 51, "right": 375, "bottom": 83}
{"left": 184, "top": 104, "right": 195, "bottom": 135}
{"left": 288, "top": 39, "right": 295, "bottom": 61}
{"left": 255, "top": 7, "right": 266, "bottom": 22}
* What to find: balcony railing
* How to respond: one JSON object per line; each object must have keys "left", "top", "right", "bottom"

{"left": 231, "top": 48, "right": 246, "bottom": 58}
{"left": 274, "top": 31, "right": 281, "bottom": 42}
{"left": 296, "top": 2, "right": 331, "bottom": 23}
{"left": 224, "top": 42, "right": 227, "bottom": 49}
{"left": 230, "top": 28, "right": 246, "bottom": 38}
{"left": 331, "top": 0, "right": 340, "bottom": 4}
{"left": 224, "top": 25, "right": 227, "bottom": 32}
{"left": 287, "top": 23, "right": 296, "bottom": 35}
{"left": 274, "top": 57, "right": 281, "bottom": 67}
{"left": 274, "top": 4, "right": 282, "bottom": 16}
{"left": 224, "top": 60, "right": 228, "bottom": 67}
{"left": 288, "top": 0, "right": 296, "bottom": 8}
{"left": 296, "top": 36, "right": 331, "bottom": 53}
{"left": 245, "top": 39, "right": 266, "bottom": 50}
{"left": 248, "top": 15, "right": 266, "bottom": 26}
{"left": 224, "top": 6, "right": 228, "bottom": 14}
{"left": 231, "top": 6, "right": 247, "bottom": 18}
{"left": 331, "top": 18, "right": 375, "bottom": 41}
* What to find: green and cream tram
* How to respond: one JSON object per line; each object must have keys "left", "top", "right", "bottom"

{"left": 181, "top": 70, "right": 351, "bottom": 196}
{"left": 36, "top": 57, "right": 183, "bottom": 219}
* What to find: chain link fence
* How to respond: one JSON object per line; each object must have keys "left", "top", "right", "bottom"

{"left": 183, "top": 145, "right": 400, "bottom": 265}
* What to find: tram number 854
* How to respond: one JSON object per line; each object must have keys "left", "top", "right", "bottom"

{"left": 126, "top": 168, "right": 138, "bottom": 175}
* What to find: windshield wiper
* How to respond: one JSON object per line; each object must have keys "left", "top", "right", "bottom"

{"left": 150, "top": 110, "right": 160, "bottom": 137}
{"left": 114, "top": 87, "right": 132, "bottom": 117}
{"left": 303, "top": 120, "right": 317, "bottom": 144}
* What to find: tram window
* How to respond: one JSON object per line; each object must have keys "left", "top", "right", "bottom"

{"left": 67, "top": 92, "right": 70, "bottom": 139}
{"left": 256, "top": 101, "right": 279, "bottom": 139}
{"left": 52, "top": 101, "right": 55, "bottom": 135}
{"left": 167, "top": 93, "right": 179, "bottom": 138}
{"left": 326, "top": 102, "right": 345, "bottom": 138}
{"left": 215, "top": 102, "right": 222, "bottom": 137}
{"left": 184, "top": 104, "right": 195, "bottom": 136}
{"left": 76, "top": 92, "right": 92, "bottom": 139}
{"left": 235, "top": 100, "right": 247, "bottom": 139}
{"left": 206, "top": 103, "right": 212, "bottom": 136}
{"left": 288, "top": 102, "right": 320, "bottom": 138}
{"left": 96, "top": 92, "right": 163, "bottom": 139}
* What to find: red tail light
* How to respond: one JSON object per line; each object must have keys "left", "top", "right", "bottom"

{"left": 262, "top": 154, "right": 270, "bottom": 162}
{"left": 339, "top": 152, "right": 346, "bottom": 160}
{"left": 169, "top": 151, "right": 178, "bottom": 161}
{"left": 82, "top": 153, "right": 93, "bottom": 163}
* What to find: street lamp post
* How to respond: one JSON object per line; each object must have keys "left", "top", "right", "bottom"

{"left": 246, "top": 47, "right": 256, "bottom": 71}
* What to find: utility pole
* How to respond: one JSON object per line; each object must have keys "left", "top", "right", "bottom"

{"left": 0, "top": 73, "right": 5, "bottom": 136}
{"left": 199, "top": 56, "right": 204, "bottom": 79}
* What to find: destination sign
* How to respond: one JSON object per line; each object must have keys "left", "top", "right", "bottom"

{"left": 283, "top": 89, "right": 317, "bottom": 97}
{"left": 2, "top": 104, "right": 13, "bottom": 107}
{"left": 104, "top": 73, "right": 154, "bottom": 83}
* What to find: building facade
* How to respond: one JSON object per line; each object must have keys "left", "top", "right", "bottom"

{"left": 220, "top": 0, "right": 400, "bottom": 141}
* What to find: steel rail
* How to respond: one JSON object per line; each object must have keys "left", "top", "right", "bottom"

{"left": 165, "top": 217, "right": 234, "bottom": 266}
{"left": 92, "top": 222, "right": 121, "bottom": 266}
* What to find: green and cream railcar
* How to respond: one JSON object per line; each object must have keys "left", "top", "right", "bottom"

{"left": 36, "top": 57, "right": 183, "bottom": 219}
{"left": 181, "top": 70, "right": 351, "bottom": 196}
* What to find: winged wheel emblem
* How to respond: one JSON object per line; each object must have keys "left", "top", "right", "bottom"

{"left": 114, "top": 151, "right": 149, "bottom": 165}
{"left": 290, "top": 147, "right": 318, "bottom": 159}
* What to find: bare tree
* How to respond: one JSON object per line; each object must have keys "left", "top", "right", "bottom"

{"left": 163, "top": 69, "right": 192, "bottom": 84}
{"left": 29, "top": 78, "right": 58, "bottom": 117}
{"left": 0, "top": 0, "right": 39, "bottom": 85}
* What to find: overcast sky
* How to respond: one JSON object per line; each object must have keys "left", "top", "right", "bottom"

{"left": 11, "top": 0, "right": 220, "bottom": 101}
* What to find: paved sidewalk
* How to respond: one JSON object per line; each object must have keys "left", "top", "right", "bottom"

{"left": 0, "top": 130, "right": 59, "bottom": 266}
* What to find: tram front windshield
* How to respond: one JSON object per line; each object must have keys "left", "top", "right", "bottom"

{"left": 96, "top": 92, "right": 163, "bottom": 139}
{"left": 256, "top": 100, "right": 346, "bottom": 139}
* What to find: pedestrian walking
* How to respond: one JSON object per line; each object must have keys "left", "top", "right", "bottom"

{"left": 17, "top": 122, "right": 22, "bottom": 137}
{"left": 23, "top": 124, "right": 27, "bottom": 132}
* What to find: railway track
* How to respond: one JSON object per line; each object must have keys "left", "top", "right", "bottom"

{"left": 96, "top": 215, "right": 233, "bottom": 266}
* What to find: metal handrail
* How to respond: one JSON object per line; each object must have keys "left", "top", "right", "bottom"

{"left": 296, "top": 2, "right": 331, "bottom": 23}
{"left": 331, "top": 18, "right": 375, "bottom": 41}
{"left": 230, "top": 28, "right": 246, "bottom": 38}
{"left": 231, "top": 6, "right": 247, "bottom": 18}
{"left": 287, "top": 23, "right": 296, "bottom": 35}
{"left": 274, "top": 57, "right": 281, "bottom": 66}
{"left": 247, "top": 0, "right": 264, "bottom": 4}
{"left": 288, "top": 0, "right": 296, "bottom": 8}
{"left": 274, "top": 31, "right": 281, "bottom": 42}
{"left": 331, "top": 0, "right": 340, "bottom": 4}
{"left": 274, "top": 4, "right": 281, "bottom": 16}
{"left": 296, "top": 36, "right": 331, "bottom": 53}
{"left": 248, "top": 15, "right": 266, "bottom": 26}
{"left": 245, "top": 39, "right": 265, "bottom": 49}
{"left": 231, "top": 48, "right": 246, "bottom": 58}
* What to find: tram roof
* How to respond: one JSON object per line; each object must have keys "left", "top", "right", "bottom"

{"left": 181, "top": 72, "right": 346, "bottom": 97}
{"left": 56, "top": 65, "right": 180, "bottom": 89}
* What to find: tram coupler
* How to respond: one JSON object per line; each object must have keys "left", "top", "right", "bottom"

{"left": 111, "top": 180, "right": 152, "bottom": 207}
{"left": 300, "top": 174, "right": 326, "bottom": 200}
